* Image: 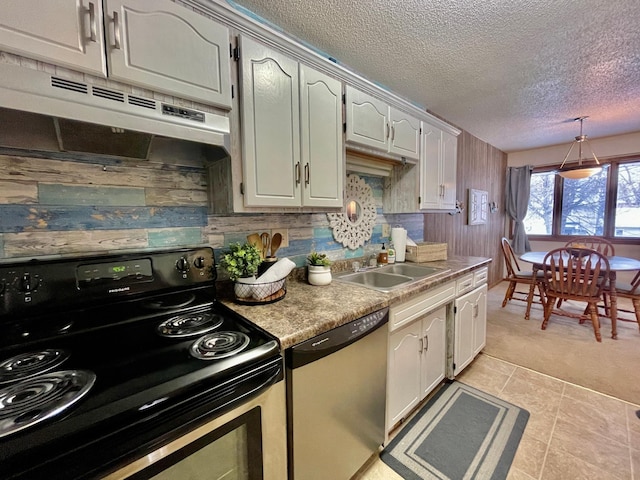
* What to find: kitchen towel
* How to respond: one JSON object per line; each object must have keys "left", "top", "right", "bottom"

{"left": 256, "top": 257, "right": 295, "bottom": 283}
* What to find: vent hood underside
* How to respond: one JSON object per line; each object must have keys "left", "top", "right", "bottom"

{"left": 0, "top": 63, "right": 231, "bottom": 159}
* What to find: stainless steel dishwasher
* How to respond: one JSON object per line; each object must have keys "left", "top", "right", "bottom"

{"left": 286, "top": 307, "right": 389, "bottom": 480}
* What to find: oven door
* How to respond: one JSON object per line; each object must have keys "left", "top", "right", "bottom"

{"left": 103, "top": 379, "right": 287, "bottom": 480}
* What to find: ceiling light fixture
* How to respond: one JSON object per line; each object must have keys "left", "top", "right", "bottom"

{"left": 557, "top": 116, "right": 602, "bottom": 179}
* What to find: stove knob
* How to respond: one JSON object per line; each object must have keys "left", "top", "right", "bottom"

{"left": 176, "top": 256, "right": 190, "bottom": 273}
{"left": 193, "top": 256, "right": 206, "bottom": 269}
{"left": 18, "top": 273, "right": 38, "bottom": 292}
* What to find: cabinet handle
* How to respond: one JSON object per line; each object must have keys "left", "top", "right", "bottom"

{"left": 88, "top": 2, "right": 97, "bottom": 42}
{"left": 474, "top": 304, "right": 478, "bottom": 318}
{"left": 386, "top": 122, "right": 390, "bottom": 139}
{"left": 391, "top": 125, "right": 395, "bottom": 141}
{"left": 418, "top": 337, "right": 423, "bottom": 354}
{"left": 295, "top": 162, "right": 301, "bottom": 185}
{"left": 304, "top": 163, "right": 310, "bottom": 185}
{"left": 424, "top": 334, "right": 429, "bottom": 352}
{"left": 113, "top": 11, "right": 121, "bottom": 49}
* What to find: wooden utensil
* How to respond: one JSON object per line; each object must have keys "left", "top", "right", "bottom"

{"left": 260, "top": 232, "right": 270, "bottom": 260}
{"left": 270, "top": 233, "right": 282, "bottom": 258}
{"left": 247, "top": 233, "right": 262, "bottom": 254}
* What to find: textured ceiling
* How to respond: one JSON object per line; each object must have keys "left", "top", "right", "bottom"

{"left": 229, "top": 0, "right": 640, "bottom": 153}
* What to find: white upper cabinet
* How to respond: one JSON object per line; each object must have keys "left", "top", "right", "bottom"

{"left": 420, "top": 122, "right": 459, "bottom": 210}
{"left": 104, "top": 0, "right": 231, "bottom": 108}
{"left": 0, "top": 0, "right": 107, "bottom": 77}
{"left": 389, "top": 107, "right": 421, "bottom": 159}
{"left": 345, "top": 85, "right": 420, "bottom": 161}
{"left": 239, "top": 35, "right": 343, "bottom": 209}
{"left": 345, "top": 86, "right": 389, "bottom": 151}
{"left": 0, "top": 0, "right": 232, "bottom": 108}
{"left": 300, "top": 64, "right": 344, "bottom": 208}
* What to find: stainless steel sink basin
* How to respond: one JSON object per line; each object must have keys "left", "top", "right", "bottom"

{"left": 379, "top": 264, "right": 448, "bottom": 278}
{"left": 334, "top": 271, "right": 414, "bottom": 291}
{"left": 334, "top": 263, "right": 450, "bottom": 292}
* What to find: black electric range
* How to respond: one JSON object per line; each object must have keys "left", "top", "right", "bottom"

{"left": 0, "top": 247, "right": 281, "bottom": 479}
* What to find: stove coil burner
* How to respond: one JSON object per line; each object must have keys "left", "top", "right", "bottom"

{"left": 0, "top": 349, "right": 70, "bottom": 385}
{"left": 143, "top": 292, "right": 197, "bottom": 310}
{"left": 157, "top": 312, "right": 224, "bottom": 338}
{"left": 0, "top": 370, "right": 96, "bottom": 439}
{"left": 190, "top": 332, "right": 250, "bottom": 360}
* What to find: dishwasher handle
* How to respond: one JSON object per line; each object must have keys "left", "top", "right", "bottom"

{"left": 287, "top": 307, "right": 388, "bottom": 369}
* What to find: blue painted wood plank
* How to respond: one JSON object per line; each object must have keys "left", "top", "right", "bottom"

{"left": 39, "top": 184, "right": 145, "bottom": 206}
{"left": 0, "top": 206, "right": 207, "bottom": 232}
{"left": 148, "top": 227, "right": 203, "bottom": 247}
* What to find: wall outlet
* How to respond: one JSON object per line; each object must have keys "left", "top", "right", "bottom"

{"left": 382, "top": 223, "right": 390, "bottom": 238}
{"left": 270, "top": 228, "right": 289, "bottom": 248}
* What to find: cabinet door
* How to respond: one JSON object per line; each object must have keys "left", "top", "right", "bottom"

{"left": 387, "top": 322, "right": 422, "bottom": 428}
{"left": 240, "top": 36, "right": 301, "bottom": 207}
{"left": 420, "top": 124, "right": 442, "bottom": 209}
{"left": 345, "top": 85, "right": 389, "bottom": 151}
{"left": 440, "top": 130, "right": 458, "bottom": 209}
{"left": 300, "top": 65, "right": 344, "bottom": 207}
{"left": 420, "top": 307, "right": 446, "bottom": 398}
{"left": 472, "top": 284, "right": 488, "bottom": 355}
{"left": 105, "top": 0, "right": 232, "bottom": 108}
{"left": 389, "top": 107, "right": 420, "bottom": 160}
{"left": 454, "top": 290, "right": 475, "bottom": 376}
{"left": 0, "top": 0, "right": 106, "bottom": 77}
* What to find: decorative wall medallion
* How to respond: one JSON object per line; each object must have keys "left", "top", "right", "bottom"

{"left": 327, "top": 174, "right": 377, "bottom": 249}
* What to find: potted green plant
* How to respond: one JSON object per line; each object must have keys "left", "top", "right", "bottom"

{"left": 307, "top": 252, "right": 332, "bottom": 286}
{"left": 220, "top": 242, "right": 263, "bottom": 298}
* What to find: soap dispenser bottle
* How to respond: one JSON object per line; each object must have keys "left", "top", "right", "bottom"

{"left": 377, "top": 243, "right": 388, "bottom": 265}
{"left": 387, "top": 242, "right": 396, "bottom": 264}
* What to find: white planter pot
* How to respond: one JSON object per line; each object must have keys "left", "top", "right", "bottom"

{"left": 308, "top": 265, "right": 332, "bottom": 286}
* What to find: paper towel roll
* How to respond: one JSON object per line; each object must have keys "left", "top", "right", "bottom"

{"left": 391, "top": 227, "right": 407, "bottom": 262}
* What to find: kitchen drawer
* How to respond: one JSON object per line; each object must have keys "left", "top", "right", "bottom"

{"left": 473, "top": 267, "right": 488, "bottom": 286}
{"left": 389, "top": 281, "right": 455, "bottom": 331}
{"left": 456, "top": 274, "right": 474, "bottom": 296}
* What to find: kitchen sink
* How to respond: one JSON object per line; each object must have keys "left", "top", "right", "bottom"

{"left": 334, "top": 271, "right": 414, "bottom": 291}
{"left": 379, "top": 263, "right": 448, "bottom": 278}
{"left": 334, "top": 263, "right": 450, "bottom": 292}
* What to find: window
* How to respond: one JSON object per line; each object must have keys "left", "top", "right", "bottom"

{"left": 525, "top": 158, "right": 640, "bottom": 241}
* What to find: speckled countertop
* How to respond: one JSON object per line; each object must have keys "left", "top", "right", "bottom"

{"left": 218, "top": 256, "right": 491, "bottom": 349}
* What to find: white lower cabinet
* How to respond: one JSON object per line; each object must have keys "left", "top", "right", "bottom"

{"left": 453, "top": 283, "right": 488, "bottom": 376}
{"left": 387, "top": 307, "right": 446, "bottom": 430}
{"left": 386, "top": 282, "right": 455, "bottom": 434}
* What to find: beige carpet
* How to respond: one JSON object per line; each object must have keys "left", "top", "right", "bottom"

{"left": 485, "top": 281, "right": 640, "bottom": 405}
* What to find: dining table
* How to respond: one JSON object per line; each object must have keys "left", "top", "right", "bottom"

{"left": 520, "top": 251, "right": 640, "bottom": 339}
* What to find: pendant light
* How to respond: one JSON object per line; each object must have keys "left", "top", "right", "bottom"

{"left": 557, "top": 116, "right": 602, "bottom": 179}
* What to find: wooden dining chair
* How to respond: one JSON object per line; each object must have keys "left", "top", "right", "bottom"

{"left": 601, "top": 270, "right": 640, "bottom": 331}
{"left": 500, "top": 237, "right": 545, "bottom": 320}
{"left": 565, "top": 236, "right": 615, "bottom": 256}
{"left": 558, "top": 237, "right": 614, "bottom": 309}
{"left": 540, "top": 247, "right": 610, "bottom": 342}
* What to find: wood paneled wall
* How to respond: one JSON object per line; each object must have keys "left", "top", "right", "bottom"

{"left": 423, "top": 130, "right": 507, "bottom": 286}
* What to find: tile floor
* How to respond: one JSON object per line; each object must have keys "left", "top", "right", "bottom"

{"left": 356, "top": 354, "right": 640, "bottom": 480}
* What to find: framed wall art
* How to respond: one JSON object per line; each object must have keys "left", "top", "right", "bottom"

{"left": 468, "top": 188, "right": 488, "bottom": 225}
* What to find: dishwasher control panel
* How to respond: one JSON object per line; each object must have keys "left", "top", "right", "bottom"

{"left": 348, "top": 308, "right": 388, "bottom": 339}
{"left": 287, "top": 307, "right": 389, "bottom": 369}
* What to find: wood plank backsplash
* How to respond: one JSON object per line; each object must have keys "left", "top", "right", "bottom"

{"left": 0, "top": 152, "right": 424, "bottom": 267}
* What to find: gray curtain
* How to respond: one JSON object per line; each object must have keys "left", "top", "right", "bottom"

{"left": 505, "top": 165, "right": 533, "bottom": 254}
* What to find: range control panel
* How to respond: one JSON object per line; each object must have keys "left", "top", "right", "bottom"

{"left": 0, "top": 247, "right": 216, "bottom": 318}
